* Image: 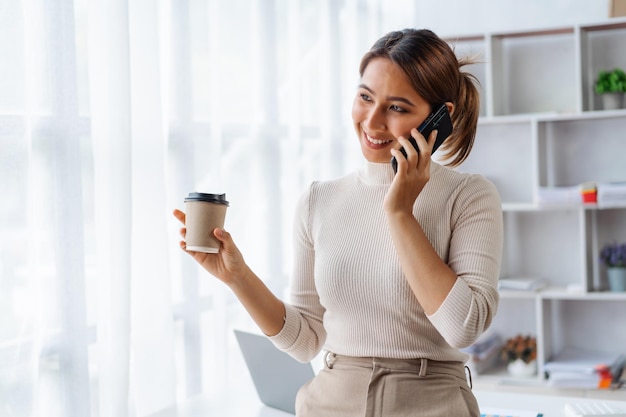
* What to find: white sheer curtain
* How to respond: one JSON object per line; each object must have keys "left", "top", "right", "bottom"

{"left": 0, "top": 0, "right": 418, "bottom": 416}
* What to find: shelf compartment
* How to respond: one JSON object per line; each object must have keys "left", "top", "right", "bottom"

{"left": 458, "top": 120, "right": 534, "bottom": 204}
{"left": 501, "top": 210, "right": 585, "bottom": 289}
{"left": 540, "top": 298, "right": 626, "bottom": 370}
{"left": 536, "top": 117, "right": 626, "bottom": 188}
{"left": 490, "top": 28, "right": 578, "bottom": 116}
{"left": 580, "top": 19, "right": 626, "bottom": 112}
{"left": 588, "top": 208, "right": 626, "bottom": 291}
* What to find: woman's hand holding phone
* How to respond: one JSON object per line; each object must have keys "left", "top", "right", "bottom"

{"left": 385, "top": 103, "right": 453, "bottom": 214}
{"left": 390, "top": 103, "right": 453, "bottom": 173}
{"left": 384, "top": 128, "right": 436, "bottom": 215}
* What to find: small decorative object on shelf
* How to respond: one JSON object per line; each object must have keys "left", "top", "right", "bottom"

{"left": 501, "top": 335, "right": 537, "bottom": 377}
{"left": 594, "top": 68, "right": 626, "bottom": 110}
{"left": 580, "top": 182, "right": 598, "bottom": 204}
{"left": 600, "top": 241, "right": 626, "bottom": 292}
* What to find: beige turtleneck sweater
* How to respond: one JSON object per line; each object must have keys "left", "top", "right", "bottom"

{"left": 270, "top": 161, "right": 503, "bottom": 364}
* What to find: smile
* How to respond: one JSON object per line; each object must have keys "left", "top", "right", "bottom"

{"left": 366, "top": 134, "right": 393, "bottom": 145}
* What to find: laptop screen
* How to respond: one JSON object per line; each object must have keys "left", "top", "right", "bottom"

{"left": 234, "top": 329, "right": 315, "bottom": 415}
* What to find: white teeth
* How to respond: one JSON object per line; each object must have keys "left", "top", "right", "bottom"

{"left": 366, "top": 135, "right": 391, "bottom": 145}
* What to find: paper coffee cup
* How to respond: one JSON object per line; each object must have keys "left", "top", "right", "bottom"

{"left": 184, "top": 192, "right": 229, "bottom": 253}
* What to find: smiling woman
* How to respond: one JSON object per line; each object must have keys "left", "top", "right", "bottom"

{"left": 173, "top": 27, "right": 503, "bottom": 417}
{"left": 2, "top": 0, "right": 609, "bottom": 416}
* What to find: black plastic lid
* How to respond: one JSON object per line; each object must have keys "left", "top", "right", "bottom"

{"left": 184, "top": 192, "right": 229, "bottom": 206}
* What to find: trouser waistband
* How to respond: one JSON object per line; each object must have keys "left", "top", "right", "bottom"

{"left": 323, "top": 351, "right": 472, "bottom": 387}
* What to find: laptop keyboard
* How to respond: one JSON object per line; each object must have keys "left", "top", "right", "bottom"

{"left": 564, "top": 402, "right": 626, "bottom": 417}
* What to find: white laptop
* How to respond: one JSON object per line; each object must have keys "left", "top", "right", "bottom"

{"left": 234, "top": 329, "right": 315, "bottom": 415}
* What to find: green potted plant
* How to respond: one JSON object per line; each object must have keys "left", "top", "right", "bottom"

{"left": 594, "top": 68, "right": 626, "bottom": 110}
{"left": 600, "top": 241, "right": 626, "bottom": 292}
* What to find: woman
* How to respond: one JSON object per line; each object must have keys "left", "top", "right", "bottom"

{"left": 174, "top": 28, "right": 503, "bottom": 417}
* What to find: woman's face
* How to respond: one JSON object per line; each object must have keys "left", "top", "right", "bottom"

{"left": 352, "top": 57, "right": 431, "bottom": 164}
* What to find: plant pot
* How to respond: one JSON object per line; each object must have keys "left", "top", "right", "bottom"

{"left": 601, "top": 92, "right": 624, "bottom": 110}
{"left": 607, "top": 267, "right": 626, "bottom": 292}
{"left": 507, "top": 359, "right": 537, "bottom": 377}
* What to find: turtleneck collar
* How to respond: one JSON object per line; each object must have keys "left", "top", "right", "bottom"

{"left": 357, "top": 160, "right": 442, "bottom": 185}
{"left": 358, "top": 161, "right": 395, "bottom": 185}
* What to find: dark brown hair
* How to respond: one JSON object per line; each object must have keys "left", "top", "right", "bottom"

{"left": 359, "top": 29, "right": 480, "bottom": 167}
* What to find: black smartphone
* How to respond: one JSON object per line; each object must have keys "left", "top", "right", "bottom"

{"left": 391, "top": 103, "right": 453, "bottom": 173}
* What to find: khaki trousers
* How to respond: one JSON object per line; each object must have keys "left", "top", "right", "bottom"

{"left": 295, "top": 353, "right": 479, "bottom": 417}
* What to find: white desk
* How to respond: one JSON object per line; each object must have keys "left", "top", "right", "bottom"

{"left": 475, "top": 390, "right": 626, "bottom": 416}
{"left": 148, "top": 349, "right": 626, "bottom": 417}
{"left": 149, "top": 386, "right": 626, "bottom": 417}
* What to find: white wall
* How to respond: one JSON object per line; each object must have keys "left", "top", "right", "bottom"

{"left": 410, "top": 0, "right": 612, "bottom": 37}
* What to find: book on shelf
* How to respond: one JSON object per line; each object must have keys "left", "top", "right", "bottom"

{"left": 545, "top": 347, "right": 624, "bottom": 374}
{"left": 544, "top": 347, "right": 625, "bottom": 389}
{"left": 536, "top": 186, "right": 581, "bottom": 206}
{"left": 597, "top": 182, "right": 626, "bottom": 208}
{"left": 547, "top": 371, "right": 603, "bottom": 389}
{"left": 536, "top": 182, "right": 626, "bottom": 207}
{"left": 498, "top": 277, "right": 548, "bottom": 291}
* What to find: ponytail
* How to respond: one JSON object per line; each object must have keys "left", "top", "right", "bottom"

{"left": 440, "top": 59, "right": 481, "bottom": 167}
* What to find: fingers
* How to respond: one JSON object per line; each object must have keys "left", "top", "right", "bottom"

{"left": 403, "top": 129, "right": 437, "bottom": 159}
{"left": 394, "top": 129, "right": 436, "bottom": 176}
{"left": 213, "top": 228, "right": 240, "bottom": 255}
{"left": 427, "top": 129, "right": 438, "bottom": 149}
{"left": 174, "top": 209, "right": 188, "bottom": 244}
{"left": 407, "top": 128, "right": 438, "bottom": 153}
{"left": 213, "top": 227, "right": 230, "bottom": 246}
{"left": 395, "top": 135, "right": 418, "bottom": 172}
{"left": 390, "top": 146, "right": 407, "bottom": 173}
{"left": 173, "top": 209, "right": 190, "bottom": 252}
{"left": 173, "top": 208, "right": 186, "bottom": 224}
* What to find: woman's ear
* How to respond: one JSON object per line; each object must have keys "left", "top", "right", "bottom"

{"left": 445, "top": 102, "right": 455, "bottom": 117}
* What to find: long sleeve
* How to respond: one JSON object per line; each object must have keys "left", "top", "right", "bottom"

{"left": 427, "top": 174, "right": 503, "bottom": 348}
{"left": 270, "top": 188, "right": 327, "bottom": 362}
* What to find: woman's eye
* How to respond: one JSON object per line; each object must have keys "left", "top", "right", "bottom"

{"left": 390, "top": 105, "right": 407, "bottom": 113}
{"left": 360, "top": 93, "right": 372, "bottom": 102}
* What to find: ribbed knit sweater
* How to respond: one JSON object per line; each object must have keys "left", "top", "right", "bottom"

{"left": 270, "top": 161, "right": 503, "bottom": 364}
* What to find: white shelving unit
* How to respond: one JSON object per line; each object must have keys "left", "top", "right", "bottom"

{"left": 445, "top": 18, "right": 626, "bottom": 389}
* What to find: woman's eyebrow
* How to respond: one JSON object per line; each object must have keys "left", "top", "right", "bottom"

{"left": 357, "top": 84, "right": 415, "bottom": 107}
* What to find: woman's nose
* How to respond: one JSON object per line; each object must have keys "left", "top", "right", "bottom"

{"left": 364, "top": 108, "right": 386, "bottom": 132}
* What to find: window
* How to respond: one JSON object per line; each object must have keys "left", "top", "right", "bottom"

{"left": 0, "top": 0, "right": 418, "bottom": 415}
